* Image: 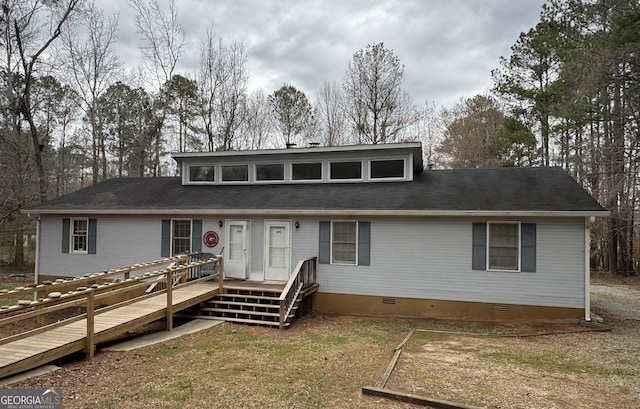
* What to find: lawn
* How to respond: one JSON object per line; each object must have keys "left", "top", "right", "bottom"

{"left": 6, "top": 312, "right": 638, "bottom": 409}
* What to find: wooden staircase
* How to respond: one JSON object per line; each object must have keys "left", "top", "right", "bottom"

{"left": 188, "top": 257, "right": 319, "bottom": 329}
{"left": 196, "top": 285, "right": 302, "bottom": 328}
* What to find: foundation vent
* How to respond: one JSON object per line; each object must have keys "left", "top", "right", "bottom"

{"left": 382, "top": 298, "right": 396, "bottom": 305}
{"left": 492, "top": 305, "right": 509, "bottom": 313}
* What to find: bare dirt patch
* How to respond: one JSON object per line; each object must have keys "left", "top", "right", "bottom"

{"left": 386, "top": 324, "right": 639, "bottom": 408}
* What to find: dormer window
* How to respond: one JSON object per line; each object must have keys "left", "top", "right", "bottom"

{"left": 222, "top": 165, "right": 249, "bottom": 182}
{"left": 330, "top": 161, "right": 362, "bottom": 180}
{"left": 292, "top": 162, "right": 322, "bottom": 181}
{"left": 256, "top": 164, "right": 284, "bottom": 181}
{"left": 189, "top": 166, "right": 215, "bottom": 182}
{"left": 370, "top": 159, "right": 405, "bottom": 179}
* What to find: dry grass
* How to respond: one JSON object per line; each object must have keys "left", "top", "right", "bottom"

{"left": 12, "top": 315, "right": 426, "bottom": 409}
{"left": 3, "top": 268, "right": 639, "bottom": 408}
{"left": 7, "top": 313, "right": 639, "bottom": 409}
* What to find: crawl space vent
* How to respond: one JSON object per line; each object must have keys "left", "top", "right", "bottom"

{"left": 382, "top": 298, "right": 396, "bottom": 305}
{"left": 493, "top": 305, "right": 509, "bottom": 313}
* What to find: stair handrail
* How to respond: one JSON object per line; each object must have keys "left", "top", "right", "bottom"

{"left": 278, "top": 257, "right": 317, "bottom": 329}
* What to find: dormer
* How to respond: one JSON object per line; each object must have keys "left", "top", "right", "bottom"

{"left": 172, "top": 142, "right": 424, "bottom": 186}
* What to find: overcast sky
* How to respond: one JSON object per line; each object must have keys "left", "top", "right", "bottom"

{"left": 96, "top": 0, "right": 548, "bottom": 108}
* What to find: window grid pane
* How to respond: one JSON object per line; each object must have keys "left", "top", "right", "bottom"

{"left": 292, "top": 162, "right": 322, "bottom": 180}
{"left": 72, "top": 219, "right": 88, "bottom": 252}
{"left": 332, "top": 222, "right": 357, "bottom": 264}
{"left": 189, "top": 166, "right": 214, "bottom": 182}
{"left": 370, "top": 159, "right": 404, "bottom": 179}
{"left": 489, "top": 224, "right": 518, "bottom": 270}
{"left": 172, "top": 220, "right": 191, "bottom": 255}
{"left": 222, "top": 165, "right": 249, "bottom": 181}
{"left": 256, "top": 164, "right": 284, "bottom": 181}
{"left": 330, "top": 161, "right": 362, "bottom": 180}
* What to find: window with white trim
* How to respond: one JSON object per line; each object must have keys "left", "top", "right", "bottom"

{"left": 370, "top": 159, "right": 405, "bottom": 179}
{"left": 256, "top": 163, "right": 284, "bottom": 181}
{"left": 330, "top": 161, "right": 362, "bottom": 180}
{"left": 331, "top": 221, "right": 357, "bottom": 264}
{"left": 71, "top": 218, "right": 88, "bottom": 254}
{"left": 487, "top": 222, "right": 520, "bottom": 271}
{"left": 221, "top": 165, "right": 249, "bottom": 182}
{"left": 189, "top": 165, "right": 214, "bottom": 182}
{"left": 172, "top": 219, "right": 192, "bottom": 255}
{"left": 292, "top": 162, "right": 322, "bottom": 180}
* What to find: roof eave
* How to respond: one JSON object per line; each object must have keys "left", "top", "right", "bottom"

{"left": 23, "top": 208, "right": 610, "bottom": 218}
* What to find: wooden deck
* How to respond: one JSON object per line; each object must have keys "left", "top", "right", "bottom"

{"left": 0, "top": 281, "right": 220, "bottom": 379}
{"left": 0, "top": 255, "right": 318, "bottom": 378}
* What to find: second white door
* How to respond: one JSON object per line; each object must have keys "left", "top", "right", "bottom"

{"left": 264, "top": 221, "right": 291, "bottom": 281}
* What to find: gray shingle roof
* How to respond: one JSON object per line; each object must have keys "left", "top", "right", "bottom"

{"left": 26, "top": 167, "right": 606, "bottom": 214}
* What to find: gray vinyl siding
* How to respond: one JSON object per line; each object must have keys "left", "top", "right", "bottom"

{"left": 250, "top": 219, "right": 264, "bottom": 274}
{"left": 39, "top": 216, "right": 164, "bottom": 277}
{"left": 39, "top": 216, "right": 226, "bottom": 278}
{"left": 37, "top": 215, "right": 586, "bottom": 309}
{"left": 315, "top": 218, "right": 585, "bottom": 309}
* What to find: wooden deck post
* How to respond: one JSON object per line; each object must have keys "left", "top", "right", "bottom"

{"left": 86, "top": 289, "right": 95, "bottom": 360}
{"left": 166, "top": 270, "right": 173, "bottom": 331}
{"left": 218, "top": 256, "right": 224, "bottom": 294}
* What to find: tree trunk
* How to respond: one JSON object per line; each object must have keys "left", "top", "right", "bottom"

{"left": 14, "top": 225, "right": 24, "bottom": 266}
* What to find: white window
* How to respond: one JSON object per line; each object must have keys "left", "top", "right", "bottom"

{"left": 370, "top": 159, "right": 405, "bottom": 179}
{"left": 189, "top": 165, "right": 215, "bottom": 182}
{"left": 487, "top": 222, "right": 520, "bottom": 271}
{"left": 329, "top": 161, "right": 362, "bottom": 180}
{"left": 70, "top": 218, "right": 88, "bottom": 254}
{"left": 221, "top": 165, "right": 249, "bottom": 182}
{"left": 292, "top": 162, "right": 322, "bottom": 181}
{"left": 256, "top": 163, "right": 284, "bottom": 181}
{"left": 331, "top": 221, "right": 357, "bottom": 264}
{"left": 172, "top": 219, "right": 192, "bottom": 255}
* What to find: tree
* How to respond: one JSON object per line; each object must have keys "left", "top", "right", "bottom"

{"left": 492, "top": 8, "right": 567, "bottom": 166}
{"left": 97, "top": 82, "right": 154, "bottom": 177}
{"left": 437, "top": 95, "right": 505, "bottom": 168}
{"left": 268, "top": 84, "right": 314, "bottom": 148}
{"left": 489, "top": 116, "right": 537, "bottom": 167}
{"left": 0, "top": 0, "right": 81, "bottom": 265}
{"left": 162, "top": 74, "right": 200, "bottom": 153}
{"left": 2, "top": 0, "right": 81, "bottom": 202}
{"left": 216, "top": 42, "right": 248, "bottom": 151}
{"left": 196, "top": 28, "right": 249, "bottom": 151}
{"left": 61, "top": 2, "right": 122, "bottom": 184}
{"left": 315, "top": 81, "right": 349, "bottom": 146}
{"left": 130, "top": 0, "right": 185, "bottom": 175}
{"left": 239, "top": 90, "right": 272, "bottom": 150}
{"left": 343, "top": 42, "right": 416, "bottom": 144}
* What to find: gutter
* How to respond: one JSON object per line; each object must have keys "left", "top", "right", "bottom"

{"left": 584, "top": 216, "right": 596, "bottom": 321}
{"left": 33, "top": 214, "right": 41, "bottom": 289}
{"left": 22, "top": 208, "right": 610, "bottom": 218}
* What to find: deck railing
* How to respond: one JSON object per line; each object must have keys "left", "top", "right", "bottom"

{"left": 0, "top": 255, "right": 224, "bottom": 360}
{"left": 278, "top": 257, "right": 317, "bottom": 329}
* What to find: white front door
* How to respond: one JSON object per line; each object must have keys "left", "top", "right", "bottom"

{"left": 225, "top": 220, "right": 248, "bottom": 279}
{"left": 264, "top": 221, "right": 291, "bottom": 281}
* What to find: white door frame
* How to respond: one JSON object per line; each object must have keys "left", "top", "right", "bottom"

{"left": 224, "top": 220, "right": 249, "bottom": 279}
{"left": 264, "top": 220, "right": 292, "bottom": 282}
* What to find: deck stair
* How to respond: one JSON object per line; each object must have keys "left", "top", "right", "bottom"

{"left": 196, "top": 285, "right": 302, "bottom": 328}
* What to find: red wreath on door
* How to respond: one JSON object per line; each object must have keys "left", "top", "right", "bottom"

{"left": 203, "top": 231, "right": 219, "bottom": 248}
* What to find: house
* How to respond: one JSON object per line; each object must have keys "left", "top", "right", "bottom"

{"left": 24, "top": 142, "right": 608, "bottom": 321}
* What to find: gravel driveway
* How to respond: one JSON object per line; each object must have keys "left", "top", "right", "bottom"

{"left": 591, "top": 284, "right": 640, "bottom": 320}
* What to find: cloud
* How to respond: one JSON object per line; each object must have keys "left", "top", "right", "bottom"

{"left": 95, "top": 0, "right": 547, "bottom": 108}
